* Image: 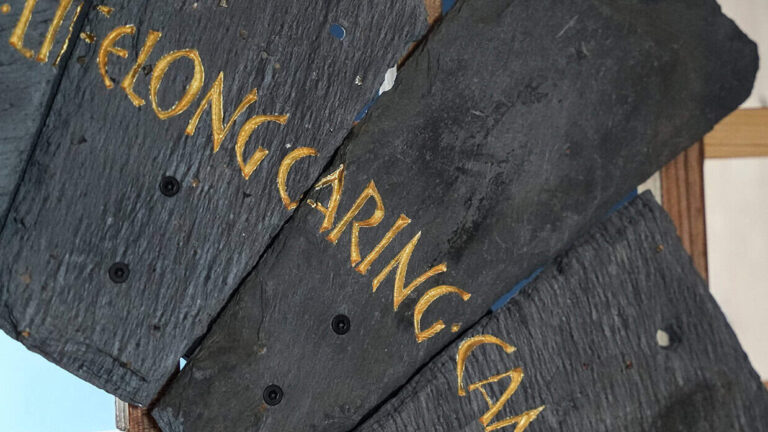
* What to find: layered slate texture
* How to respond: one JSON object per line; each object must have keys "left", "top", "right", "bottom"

{"left": 356, "top": 193, "right": 768, "bottom": 431}
{"left": 154, "top": 0, "right": 758, "bottom": 431}
{"left": 0, "top": 0, "right": 72, "bottom": 225}
{"left": 0, "top": 0, "right": 428, "bottom": 404}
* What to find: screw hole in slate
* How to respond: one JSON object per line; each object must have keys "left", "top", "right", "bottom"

{"left": 108, "top": 262, "right": 130, "bottom": 284}
{"left": 329, "top": 23, "right": 346, "bottom": 40}
{"left": 263, "top": 384, "right": 283, "bottom": 406}
{"left": 332, "top": 314, "right": 351, "bottom": 335}
{"left": 159, "top": 176, "right": 181, "bottom": 197}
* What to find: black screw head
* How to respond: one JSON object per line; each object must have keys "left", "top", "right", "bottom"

{"left": 263, "top": 384, "right": 283, "bottom": 406}
{"left": 332, "top": 314, "right": 351, "bottom": 335}
{"left": 159, "top": 176, "right": 180, "bottom": 197}
{"left": 108, "top": 262, "right": 130, "bottom": 284}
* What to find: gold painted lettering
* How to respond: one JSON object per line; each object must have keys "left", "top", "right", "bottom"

{"left": 308, "top": 165, "right": 345, "bottom": 232}
{"left": 98, "top": 25, "right": 135, "bottom": 89}
{"left": 326, "top": 181, "right": 385, "bottom": 267}
{"left": 96, "top": 5, "right": 113, "bottom": 17}
{"left": 79, "top": 31, "right": 95, "bottom": 43}
{"left": 10, "top": 0, "right": 81, "bottom": 64}
{"left": 52, "top": 1, "right": 82, "bottom": 67}
{"left": 35, "top": 0, "right": 73, "bottom": 63}
{"left": 456, "top": 335, "right": 545, "bottom": 432}
{"left": 234, "top": 115, "right": 288, "bottom": 179}
{"left": 457, "top": 335, "right": 516, "bottom": 397}
{"left": 185, "top": 72, "right": 259, "bottom": 152}
{"left": 372, "top": 233, "right": 447, "bottom": 311}
{"left": 9, "top": 0, "right": 38, "bottom": 59}
{"left": 490, "top": 410, "right": 545, "bottom": 432}
{"left": 120, "top": 30, "right": 161, "bottom": 107}
{"left": 476, "top": 390, "right": 544, "bottom": 432}
{"left": 356, "top": 214, "right": 411, "bottom": 275}
{"left": 277, "top": 147, "right": 318, "bottom": 210}
{"left": 413, "top": 285, "right": 471, "bottom": 343}
{"left": 149, "top": 49, "right": 205, "bottom": 119}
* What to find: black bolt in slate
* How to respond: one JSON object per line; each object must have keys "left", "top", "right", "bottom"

{"left": 108, "top": 262, "right": 130, "bottom": 284}
{"left": 153, "top": 0, "right": 759, "bottom": 429}
{"left": 0, "top": 0, "right": 428, "bottom": 404}
{"left": 332, "top": 314, "right": 351, "bottom": 335}
{"left": 263, "top": 385, "right": 283, "bottom": 406}
{"left": 159, "top": 176, "right": 180, "bottom": 197}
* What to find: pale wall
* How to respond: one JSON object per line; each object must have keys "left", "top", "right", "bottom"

{"left": 718, "top": 0, "right": 768, "bottom": 108}
{"left": 706, "top": 0, "right": 767, "bottom": 380}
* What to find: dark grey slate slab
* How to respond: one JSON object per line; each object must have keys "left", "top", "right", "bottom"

{"left": 154, "top": 1, "right": 758, "bottom": 431}
{"left": 0, "top": 0, "right": 427, "bottom": 404}
{"left": 355, "top": 193, "right": 768, "bottom": 432}
{"left": 0, "top": 0, "right": 78, "bottom": 230}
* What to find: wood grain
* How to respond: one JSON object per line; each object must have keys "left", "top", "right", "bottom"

{"left": 128, "top": 405, "right": 161, "bottom": 432}
{"left": 355, "top": 193, "right": 768, "bottom": 432}
{"left": 424, "top": 0, "right": 442, "bottom": 24}
{"left": 661, "top": 141, "right": 708, "bottom": 279}
{"left": 704, "top": 108, "right": 768, "bottom": 158}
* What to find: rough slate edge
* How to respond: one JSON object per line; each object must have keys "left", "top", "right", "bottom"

{"left": 0, "top": 0, "right": 428, "bottom": 405}
{"left": 355, "top": 192, "right": 768, "bottom": 432}
{"left": 0, "top": 0, "right": 86, "bottom": 230}
{"left": 153, "top": 0, "right": 759, "bottom": 430}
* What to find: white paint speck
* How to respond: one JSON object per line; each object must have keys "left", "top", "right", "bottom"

{"left": 378, "top": 66, "right": 397, "bottom": 94}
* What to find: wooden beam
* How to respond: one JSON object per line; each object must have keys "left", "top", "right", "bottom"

{"left": 661, "top": 142, "right": 708, "bottom": 279}
{"left": 115, "top": 399, "right": 129, "bottom": 431}
{"left": 425, "top": 0, "right": 442, "bottom": 24}
{"left": 128, "top": 405, "right": 161, "bottom": 432}
{"left": 704, "top": 108, "right": 768, "bottom": 158}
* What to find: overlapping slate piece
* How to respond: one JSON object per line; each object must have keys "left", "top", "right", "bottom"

{"left": 154, "top": 0, "right": 758, "bottom": 430}
{"left": 355, "top": 192, "right": 768, "bottom": 432}
{"left": 0, "top": 0, "right": 74, "bottom": 227}
{"left": 0, "top": 0, "right": 427, "bottom": 404}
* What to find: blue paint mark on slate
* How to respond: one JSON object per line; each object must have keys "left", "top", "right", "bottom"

{"left": 354, "top": 98, "right": 377, "bottom": 122}
{"left": 442, "top": 0, "right": 457, "bottom": 14}
{"left": 329, "top": 23, "right": 346, "bottom": 40}
{"left": 608, "top": 189, "right": 639, "bottom": 216}
{"left": 490, "top": 189, "right": 640, "bottom": 310}
{"left": 491, "top": 267, "right": 545, "bottom": 311}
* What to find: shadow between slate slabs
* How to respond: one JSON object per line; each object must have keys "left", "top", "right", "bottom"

{"left": 355, "top": 193, "right": 768, "bottom": 432}
{"left": 154, "top": 0, "right": 758, "bottom": 430}
{"left": 0, "top": 0, "right": 428, "bottom": 404}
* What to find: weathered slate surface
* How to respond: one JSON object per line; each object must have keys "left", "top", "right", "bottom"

{"left": 154, "top": 1, "right": 758, "bottom": 431}
{"left": 0, "top": 0, "right": 427, "bottom": 404}
{"left": 355, "top": 192, "right": 768, "bottom": 432}
{"left": 0, "top": 0, "right": 74, "bottom": 228}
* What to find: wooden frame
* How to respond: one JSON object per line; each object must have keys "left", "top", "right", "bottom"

{"left": 704, "top": 108, "right": 768, "bottom": 158}
{"left": 660, "top": 108, "right": 768, "bottom": 280}
{"left": 661, "top": 142, "right": 708, "bottom": 279}
{"left": 662, "top": 108, "right": 767, "bottom": 387}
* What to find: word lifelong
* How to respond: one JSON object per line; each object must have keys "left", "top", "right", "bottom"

{"left": 4, "top": 1, "right": 545, "bottom": 430}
